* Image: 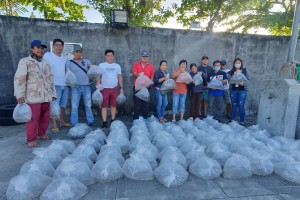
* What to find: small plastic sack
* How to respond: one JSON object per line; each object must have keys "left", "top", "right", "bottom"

{"left": 176, "top": 72, "right": 193, "bottom": 84}
{"left": 135, "top": 74, "right": 154, "bottom": 91}
{"left": 19, "top": 157, "right": 55, "bottom": 177}
{"left": 92, "top": 157, "right": 123, "bottom": 182}
{"left": 160, "top": 79, "right": 177, "bottom": 93}
{"left": 154, "top": 162, "right": 189, "bottom": 187}
{"left": 62, "top": 154, "right": 94, "bottom": 169}
{"left": 87, "top": 65, "right": 101, "bottom": 82}
{"left": 159, "top": 146, "right": 187, "bottom": 169}
{"left": 50, "top": 140, "right": 76, "bottom": 154}
{"left": 65, "top": 70, "right": 77, "bottom": 87}
{"left": 185, "top": 146, "right": 206, "bottom": 166}
{"left": 179, "top": 135, "right": 200, "bottom": 155}
{"left": 223, "top": 154, "right": 252, "bottom": 179}
{"left": 105, "top": 137, "right": 130, "bottom": 153}
{"left": 117, "top": 94, "right": 126, "bottom": 105}
{"left": 6, "top": 172, "right": 52, "bottom": 200}
{"left": 80, "top": 138, "right": 102, "bottom": 153}
{"left": 122, "top": 155, "right": 154, "bottom": 180}
{"left": 67, "top": 123, "right": 92, "bottom": 139}
{"left": 92, "top": 88, "right": 103, "bottom": 107}
{"left": 40, "top": 177, "right": 88, "bottom": 200}
{"left": 13, "top": 103, "right": 32, "bottom": 123}
{"left": 206, "top": 143, "right": 232, "bottom": 167}
{"left": 189, "top": 156, "right": 222, "bottom": 179}
{"left": 85, "top": 129, "right": 107, "bottom": 145}
{"left": 207, "top": 77, "right": 224, "bottom": 90}
{"left": 193, "top": 73, "right": 203, "bottom": 86}
{"left": 72, "top": 145, "right": 98, "bottom": 162}
{"left": 54, "top": 161, "right": 95, "bottom": 185}
{"left": 47, "top": 141, "right": 70, "bottom": 158}
{"left": 50, "top": 101, "right": 60, "bottom": 120}
{"left": 250, "top": 157, "right": 273, "bottom": 176}
{"left": 33, "top": 147, "right": 63, "bottom": 169}
{"left": 229, "top": 73, "right": 248, "bottom": 84}
{"left": 274, "top": 161, "right": 300, "bottom": 184}
{"left": 97, "top": 149, "right": 125, "bottom": 166}
{"left": 135, "top": 87, "right": 150, "bottom": 102}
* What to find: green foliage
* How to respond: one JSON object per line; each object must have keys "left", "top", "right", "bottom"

{"left": 87, "top": 0, "right": 173, "bottom": 26}
{"left": 175, "top": 0, "right": 296, "bottom": 36}
{"left": 0, "top": 0, "right": 28, "bottom": 16}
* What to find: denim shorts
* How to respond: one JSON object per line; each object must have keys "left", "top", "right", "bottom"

{"left": 55, "top": 85, "right": 69, "bottom": 108}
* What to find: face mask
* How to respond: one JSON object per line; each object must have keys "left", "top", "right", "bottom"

{"left": 235, "top": 63, "right": 241, "bottom": 68}
{"left": 214, "top": 66, "right": 220, "bottom": 71}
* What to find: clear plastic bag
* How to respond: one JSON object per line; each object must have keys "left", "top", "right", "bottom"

{"left": 135, "top": 74, "right": 154, "bottom": 91}
{"left": 207, "top": 77, "right": 224, "bottom": 90}
{"left": 13, "top": 103, "right": 32, "bottom": 123}
{"left": 193, "top": 73, "right": 203, "bottom": 86}
{"left": 229, "top": 73, "right": 248, "bottom": 84}
{"left": 122, "top": 155, "right": 154, "bottom": 180}
{"left": 92, "top": 88, "right": 103, "bottom": 107}
{"left": 65, "top": 70, "right": 78, "bottom": 87}
{"left": 85, "top": 129, "right": 107, "bottom": 145}
{"left": 6, "top": 172, "right": 52, "bottom": 200}
{"left": 154, "top": 162, "right": 189, "bottom": 187}
{"left": 135, "top": 87, "right": 150, "bottom": 102}
{"left": 80, "top": 138, "right": 102, "bottom": 153}
{"left": 92, "top": 157, "right": 123, "bottom": 182}
{"left": 223, "top": 154, "right": 252, "bottom": 179}
{"left": 176, "top": 72, "right": 193, "bottom": 84}
{"left": 47, "top": 141, "right": 70, "bottom": 158}
{"left": 97, "top": 149, "right": 125, "bottom": 166}
{"left": 67, "top": 123, "right": 92, "bottom": 139}
{"left": 159, "top": 146, "right": 187, "bottom": 169}
{"left": 50, "top": 101, "right": 60, "bottom": 120}
{"left": 179, "top": 135, "right": 200, "bottom": 155}
{"left": 206, "top": 143, "right": 232, "bottom": 167}
{"left": 62, "top": 154, "right": 94, "bottom": 169}
{"left": 250, "top": 157, "right": 273, "bottom": 176}
{"left": 50, "top": 140, "right": 76, "bottom": 154}
{"left": 160, "top": 79, "right": 177, "bottom": 91}
{"left": 274, "top": 161, "right": 300, "bottom": 184}
{"left": 72, "top": 145, "right": 98, "bottom": 163}
{"left": 189, "top": 156, "right": 222, "bottom": 179}
{"left": 54, "top": 161, "right": 95, "bottom": 185}
{"left": 87, "top": 65, "right": 101, "bottom": 82}
{"left": 19, "top": 157, "right": 55, "bottom": 177}
{"left": 117, "top": 94, "right": 126, "bottom": 105}
{"left": 33, "top": 147, "right": 63, "bottom": 169}
{"left": 185, "top": 146, "right": 206, "bottom": 166}
{"left": 40, "top": 177, "right": 88, "bottom": 200}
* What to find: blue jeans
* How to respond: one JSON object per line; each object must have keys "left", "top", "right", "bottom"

{"left": 172, "top": 93, "right": 187, "bottom": 114}
{"left": 55, "top": 85, "right": 69, "bottom": 108}
{"left": 155, "top": 89, "right": 168, "bottom": 119}
{"left": 71, "top": 86, "right": 94, "bottom": 125}
{"left": 230, "top": 90, "right": 247, "bottom": 122}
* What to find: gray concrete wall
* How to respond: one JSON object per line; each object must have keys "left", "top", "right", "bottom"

{"left": 1, "top": 15, "right": 300, "bottom": 115}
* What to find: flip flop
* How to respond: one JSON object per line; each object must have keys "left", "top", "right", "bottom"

{"left": 27, "top": 141, "right": 39, "bottom": 148}
{"left": 60, "top": 123, "right": 72, "bottom": 127}
{"left": 38, "top": 135, "right": 51, "bottom": 141}
{"left": 51, "top": 127, "right": 60, "bottom": 132}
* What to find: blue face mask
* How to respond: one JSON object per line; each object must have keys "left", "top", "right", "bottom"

{"left": 214, "top": 66, "right": 220, "bottom": 71}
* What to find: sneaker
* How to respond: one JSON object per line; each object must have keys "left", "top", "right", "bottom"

{"left": 110, "top": 119, "right": 115, "bottom": 125}
{"left": 102, "top": 121, "right": 108, "bottom": 128}
{"left": 239, "top": 122, "right": 245, "bottom": 126}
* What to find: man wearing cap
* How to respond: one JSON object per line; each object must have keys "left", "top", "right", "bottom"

{"left": 220, "top": 60, "right": 231, "bottom": 118}
{"left": 66, "top": 45, "right": 95, "bottom": 126}
{"left": 132, "top": 51, "right": 155, "bottom": 121}
{"left": 14, "top": 40, "right": 56, "bottom": 148}
{"left": 44, "top": 39, "right": 71, "bottom": 132}
{"left": 197, "top": 56, "right": 214, "bottom": 118}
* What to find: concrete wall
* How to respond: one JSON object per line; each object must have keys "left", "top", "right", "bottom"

{"left": 1, "top": 16, "right": 300, "bottom": 115}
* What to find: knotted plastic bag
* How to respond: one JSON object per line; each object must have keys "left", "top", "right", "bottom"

{"left": 229, "top": 73, "right": 248, "bottom": 84}
{"left": 117, "top": 94, "right": 126, "bottom": 105}
{"left": 87, "top": 65, "right": 101, "bottom": 82}
{"left": 122, "top": 155, "right": 154, "bottom": 180}
{"left": 19, "top": 157, "right": 55, "bottom": 177}
{"left": 176, "top": 72, "right": 193, "bottom": 84}
{"left": 92, "top": 157, "right": 123, "bottom": 182}
{"left": 92, "top": 88, "right": 103, "bottom": 107}
{"left": 189, "top": 156, "right": 222, "bottom": 179}
{"left": 160, "top": 79, "right": 177, "bottom": 95}
{"left": 193, "top": 73, "right": 203, "bottom": 86}
{"left": 223, "top": 154, "right": 252, "bottom": 179}
{"left": 67, "top": 123, "right": 92, "bottom": 139}
{"left": 13, "top": 103, "right": 32, "bottom": 123}
{"left": 50, "top": 101, "right": 60, "bottom": 120}
{"left": 135, "top": 88, "right": 150, "bottom": 102}
{"left": 135, "top": 74, "right": 153, "bottom": 91}
{"left": 65, "top": 70, "right": 77, "bottom": 87}
{"left": 207, "top": 77, "right": 224, "bottom": 90}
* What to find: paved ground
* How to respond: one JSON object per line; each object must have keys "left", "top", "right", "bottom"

{"left": 0, "top": 114, "right": 300, "bottom": 200}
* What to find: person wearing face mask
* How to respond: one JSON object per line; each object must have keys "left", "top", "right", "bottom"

{"left": 228, "top": 58, "right": 250, "bottom": 125}
{"left": 207, "top": 60, "right": 228, "bottom": 122}
{"left": 14, "top": 40, "right": 57, "bottom": 148}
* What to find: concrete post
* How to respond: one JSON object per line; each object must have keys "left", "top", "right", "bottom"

{"left": 287, "top": 0, "right": 300, "bottom": 63}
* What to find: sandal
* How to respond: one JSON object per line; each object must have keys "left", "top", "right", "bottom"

{"left": 27, "top": 141, "right": 39, "bottom": 148}
{"left": 60, "top": 122, "right": 72, "bottom": 127}
{"left": 51, "top": 127, "right": 60, "bottom": 132}
{"left": 38, "top": 135, "right": 51, "bottom": 141}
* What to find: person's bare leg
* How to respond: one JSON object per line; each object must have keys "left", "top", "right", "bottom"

{"left": 226, "top": 104, "right": 231, "bottom": 116}
{"left": 180, "top": 112, "right": 184, "bottom": 120}
{"left": 52, "top": 119, "right": 58, "bottom": 129}
{"left": 173, "top": 114, "right": 176, "bottom": 121}
{"left": 101, "top": 108, "right": 107, "bottom": 122}
{"left": 60, "top": 108, "right": 66, "bottom": 124}
{"left": 204, "top": 100, "right": 208, "bottom": 116}
{"left": 111, "top": 107, "right": 116, "bottom": 120}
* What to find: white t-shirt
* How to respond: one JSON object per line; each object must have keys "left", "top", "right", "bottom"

{"left": 99, "top": 62, "right": 122, "bottom": 88}
{"left": 44, "top": 52, "right": 67, "bottom": 86}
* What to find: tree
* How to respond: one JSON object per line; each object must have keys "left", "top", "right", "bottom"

{"left": 174, "top": 0, "right": 296, "bottom": 36}
{"left": 87, "top": 0, "right": 173, "bottom": 26}
{"left": 0, "top": 0, "right": 28, "bottom": 16}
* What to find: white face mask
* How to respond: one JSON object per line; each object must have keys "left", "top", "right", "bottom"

{"left": 235, "top": 63, "right": 241, "bottom": 68}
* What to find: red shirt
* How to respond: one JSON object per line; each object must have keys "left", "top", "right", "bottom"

{"left": 173, "top": 68, "right": 187, "bottom": 94}
{"left": 132, "top": 61, "right": 155, "bottom": 84}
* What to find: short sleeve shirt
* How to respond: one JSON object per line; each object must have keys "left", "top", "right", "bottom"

{"left": 99, "top": 62, "right": 122, "bottom": 88}
{"left": 44, "top": 52, "right": 67, "bottom": 86}
{"left": 66, "top": 59, "right": 91, "bottom": 85}
{"left": 132, "top": 61, "right": 155, "bottom": 85}
{"left": 208, "top": 70, "right": 227, "bottom": 96}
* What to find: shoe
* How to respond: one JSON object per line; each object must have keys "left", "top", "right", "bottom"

{"left": 60, "top": 122, "right": 72, "bottom": 127}
{"left": 240, "top": 122, "right": 245, "bottom": 126}
{"left": 102, "top": 121, "right": 108, "bottom": 128}
{"left": 88, "top": 122, "right": 95, "bottom": 127}
{"left": 110, "top": 119, "right": 115, "bottom": 125}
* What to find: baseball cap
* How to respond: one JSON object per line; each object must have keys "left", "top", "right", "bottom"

{"left": 220, "top": 60, "right": 227, "bottom": 65}
{"left": 31, "top": 40, "right": 47, "bottom": 48}
{"left": 202, "top": 56, "right": 209, "bottom": 60}
{"left": 73, "top": 45, "right": 83, "bottom": 52}
{"left": 141, "top": 51, "right": 149, "bottom": 57}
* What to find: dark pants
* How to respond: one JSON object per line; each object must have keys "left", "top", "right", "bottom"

{"left": 190, "top": 92, "right": 203, "bottom": 119}
{"left": 133, "top": 87, "right": 150, "bottom": 120}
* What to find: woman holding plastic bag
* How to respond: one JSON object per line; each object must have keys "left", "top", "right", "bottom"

{"left": 153, "top": 60, "right": 169, "bottom": 123}
{"left": 188, "top": 63, "right": 206, "bottom": 119}
{"left": 14, "top": 40, "right": 56, "bottom": 148}
{"left": 172, "top": 60, "right": 190, "bottom": 122}
{"left": 228, "top": 58, "right": 250, "bottom": 125}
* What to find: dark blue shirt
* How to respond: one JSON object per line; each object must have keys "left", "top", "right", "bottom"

{"left": 208, "top": 70, "right": 227, "bottom": 96}
{"left": 153, "top": 69, "right": 167, "bottom": 88}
